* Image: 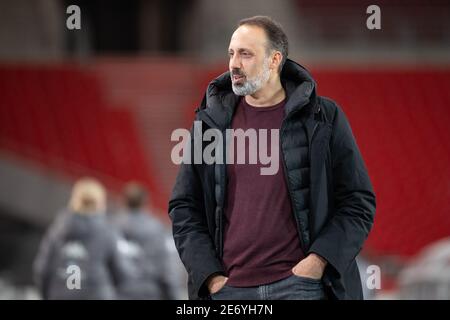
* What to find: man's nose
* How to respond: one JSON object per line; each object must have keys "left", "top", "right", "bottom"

{"left": 229, "top": 54, "right": 241, "bottom": 70}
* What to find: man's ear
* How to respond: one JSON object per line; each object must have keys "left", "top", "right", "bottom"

{"left": 270, "top": 51, "right": 282, "bottom": 71}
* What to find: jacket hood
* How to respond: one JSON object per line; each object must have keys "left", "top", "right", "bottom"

{"left": 62, "top": 212, "right": 106, "bottom": 240}
{"left": 200, "top": 59, "right": 318, "bottom": 129}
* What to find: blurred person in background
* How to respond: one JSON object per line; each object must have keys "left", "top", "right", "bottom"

{"left": 169, "top": 16, "right": 376, "bottom": 300}
{"left": 33, "top": 177, "right": 131, "bottom": 300}
{"left": 111, "top": 182, "right": 185, "bottom": 299}
{"left": 397, "top": 237, "right": 450, "bottom": 300}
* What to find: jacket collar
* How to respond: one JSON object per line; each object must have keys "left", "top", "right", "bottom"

{"left": 199, "top": 59, "right": 318, "bottom": 129}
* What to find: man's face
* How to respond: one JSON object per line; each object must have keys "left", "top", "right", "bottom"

{"left": 228, "top": 25, "right": 272, "bottom": 96}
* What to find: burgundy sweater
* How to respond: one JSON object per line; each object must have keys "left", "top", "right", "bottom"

{"left": 223, "top": 97, "right": 304, "bottom": 287}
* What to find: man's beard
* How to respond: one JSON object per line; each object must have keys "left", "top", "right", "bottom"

{"left": 231, "top": 60, "right": 271, "bottom": 96}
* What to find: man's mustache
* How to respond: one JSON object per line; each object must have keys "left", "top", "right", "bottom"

{"left": 231, "top": 68, "right": 246, "bottom": 77}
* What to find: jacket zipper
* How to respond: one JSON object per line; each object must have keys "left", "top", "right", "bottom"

{"left": 307, "top": 121, "right": 319, "bottom": 244}
{"left": 219, "top": 126, "right": 227, "bottom": 258}
{"left": 196, "top": 110, "right": 225, "bottom": 257}
{"left": 280, "top": 107, "right": 320, "bottom": 253}
{"left": 280, "top": 110, "right": 307, "bottom": 253}
{"left": 309, "top": 123, "right": 319, "bottom": 158}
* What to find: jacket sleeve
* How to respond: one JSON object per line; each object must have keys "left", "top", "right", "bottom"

{"left": 33, "top": 228, "right": 55, "bottom": 299}
{"left": 168, "top": 128, "right": 225, "bottom": 299}
{"left": 33, "top": 211, "right": 67, "bottom": 299}
{"left": 308, "top": 105, "right": 376, "bottom": 278}
{"left": 157, "top": 232, "right": 188, "bottom": 299}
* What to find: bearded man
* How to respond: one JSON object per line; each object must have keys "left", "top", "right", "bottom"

{"left": 169, "top": 15, "right": 376, "bottom": 300}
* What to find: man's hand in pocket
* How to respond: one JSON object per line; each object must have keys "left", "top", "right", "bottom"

{"left": 206, "top": 275, "right": 229, "bottom": 294}
{"left": 292, "top": 253, "right": 328, "bottom": 280}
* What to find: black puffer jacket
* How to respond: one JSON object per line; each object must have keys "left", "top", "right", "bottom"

{"left": 169, "top": 59, "right": 376, "bottom": 300}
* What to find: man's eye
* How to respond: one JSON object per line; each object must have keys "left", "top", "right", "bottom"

{"left": 228, "top": 52, "right": 234, "bottom": 57}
